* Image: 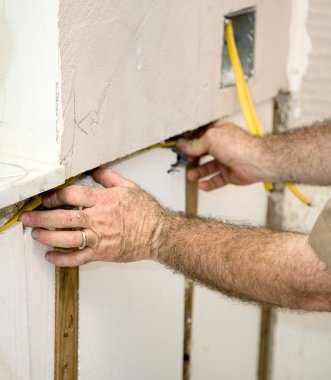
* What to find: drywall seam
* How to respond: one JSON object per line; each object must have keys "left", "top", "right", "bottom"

{"left": 287, "top": 0, "right": 312, "bottom": 119}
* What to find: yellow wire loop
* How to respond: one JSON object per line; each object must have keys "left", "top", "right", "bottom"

{"left": 0, "top": 174, "right": 83, "bottom": 233}
{"left": 225, "top": 20, "right": 272, "bottom": 190}
{"left": 0, "top": 197, "right": 43, "bottom": 232}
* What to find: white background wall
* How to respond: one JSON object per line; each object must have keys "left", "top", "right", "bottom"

{"left": 271, "top": 0, "right": 331, "bottom": 378}
{"left": 2, "top": 0, "right": 331, "bottom": 379}
{"left": 79, "top": 148, "right": 185, "bottom": 380}
{"left": 0, "top": 223, "right": 54, "bottom": 380}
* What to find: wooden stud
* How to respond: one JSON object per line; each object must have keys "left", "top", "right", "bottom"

{"left": 257, "top": 92, "right": 289, "bottom": 380}
{"left": 183, "top": 163, "right": 198, "bottom": 380}
{"left": 55, "top": 267, "right": 79, "bottom": 380}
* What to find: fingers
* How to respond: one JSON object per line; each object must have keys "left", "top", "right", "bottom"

{"left": 177, "top": 132, "right": 211, "bottom": 157}
{"left": 187, "top": 160, "right": 219, "bottom": 181}
{"left": 46, "top": 248, "right": 94, "bottom": 267}
{"left": 199, "top": 173, "right": 227, "bottom": 191}
{"left": 20, "top": 209, "right": 90, "bottom": 229}
{"left": 92, "top": 167, "right": 135, "bottom": 188}
{"left": 32, "top": 228, "right": 97, "bottom": 249}
{"left": 43, "top": 185, "right": 99, "bottom": 209}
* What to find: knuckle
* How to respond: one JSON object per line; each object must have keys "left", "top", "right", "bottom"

{"left": 128, "top": 181, "right": 138, "bottom": 189}
{"left": 38, "top": 229, "right": 49, "bottom": 242}
{"left": 80, "top": 210, "right": 90, "bottom": 224}
{"left": 62, "top": 212, "right": 74, "bottom": 226}
{"left": 205, "top": 127, "right": 216, "bottom": 141}
{"left": 31, "top": 212, "right": 43, "bottom": 226}
{"left": 62, "top": 187, "right": 74, "bottom": 202}
{"left": 84, "top": 187, "right": 95, "bottom": 198}
{"left": 71, "top": 257, "right": 82, "bottom": 267}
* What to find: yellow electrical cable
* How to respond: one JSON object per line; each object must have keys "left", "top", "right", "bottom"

{"left": 286, "top": 183, "right": 312, "bottom": 207}
{"left": 225, "top": 22, "right": 257, "bottom": 136}
{"left": 225, "top": 20, "right": 310, "bottom": 205}
{"left": 146, "top": 141, "right": 177, "bottom": 150}
{"left": 0, "top": 174, "right": 83, "bottom": 233}
{"left": 0, "top": 197, "right": 43, "bottom": 232}
{"left": 0, "top": 139, "right": 180, "bottom": 234}
{"left": 225, "top": 20, "right": 272, "bottom": 191}
{"left": 0, "top": 140, "right": 179, "bottom": 233}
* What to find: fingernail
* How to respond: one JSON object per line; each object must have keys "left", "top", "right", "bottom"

{"left": 43, "top": 197, "right": 51, "bottom": 207}
{"left": 177, "top": 138, "right": 187, "bottom": 149}
{"left": 32, "top": 229, "right": 39, "bottom": 239}
{"left": 20, "top": 214, "right": 29, "bottom": 224}
{"left": 45, "top": 254, "right": 51, "bottom": 262}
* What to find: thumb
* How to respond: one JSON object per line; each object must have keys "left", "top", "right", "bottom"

{"left": 92, "top": 167, "right": 134, "bottom": 188}
{"left": 177, "top": 134, "right": 210, "bottom": 157}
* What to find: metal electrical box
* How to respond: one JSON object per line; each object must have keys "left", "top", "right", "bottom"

{"left": 221, "top": 8, "right": 256, "bottom": 88}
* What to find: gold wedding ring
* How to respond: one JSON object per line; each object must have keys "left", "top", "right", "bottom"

{"left": 79, "top": 229, "right": 88, "bottom": 250}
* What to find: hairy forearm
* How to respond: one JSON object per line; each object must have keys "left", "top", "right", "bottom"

{"left": 258, "top": 121, "right": 331, "bottom": 185}
{"left": 157, "top": 212, "right": 331, "bottom": 311}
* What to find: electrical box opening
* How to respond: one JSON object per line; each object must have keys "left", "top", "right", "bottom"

{"left": 221, "top": 8, "right": 256, "bottom": 88}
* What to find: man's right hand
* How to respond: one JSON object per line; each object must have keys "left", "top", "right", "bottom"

{"left": 177, "top": 121, "right": 267, "bottom": 191}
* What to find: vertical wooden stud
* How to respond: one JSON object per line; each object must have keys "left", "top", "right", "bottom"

{"left": 257, "top": 92, "right": 289, "bottom": 380}
{"left": 55, "top": 267, "right": 79, "bottom": 380}
{"left": 183, "top": 163, "right": 198, "bottom": 380}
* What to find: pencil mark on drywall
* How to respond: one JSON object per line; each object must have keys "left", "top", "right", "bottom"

{"left": 75, "top": 112, "right": 91, "bottom": 135}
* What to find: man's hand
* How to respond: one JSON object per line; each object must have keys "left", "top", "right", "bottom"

{"left": 20, "top": 168, "right": 167, "bottom": 267}
{"left": 178, "top": 120, "right": 331, "bottom": 189}
{"left": 177, "top": 122, "right": 266, "bottom": 191}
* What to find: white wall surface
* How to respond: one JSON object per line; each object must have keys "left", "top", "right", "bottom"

{"left": 190, "top": 100, "right": 273, "bottom": 380}
{"left": 0, "top": 0, "right": 65, "bottom": 209}
{"left": 79, "top": 148, "right": 185, "bottom": 380}
{"left": 0, "top": 0, "right": 60, "bottom": 164}
{"left": 59, "top": 0, "right": 290, "bottom": 177}
{"left": 0, "top": 223, "right": 54, "bottom": 380}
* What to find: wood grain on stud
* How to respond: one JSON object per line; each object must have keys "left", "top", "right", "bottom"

{"left": 183, "top": 163, "right": 198, "bottom": 380}
{"left": 55, "top": 267, "right": 79, "bottom": 380}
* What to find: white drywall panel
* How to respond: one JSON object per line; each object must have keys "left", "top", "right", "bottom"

{"left": 0, "top": 0, "right": 60, "bottom": 164}
{"left": 271, "top": 186, "right": 331, "bottom": 380}
{"left": 0, "top": 222, "right": 30, "bottom": 379}
{"left": 191, "top": 100, "right": 273, "bottom": 380}
{"left": 0, "top": 1, "right": 65, "bottom": 208}
{"left": 24, "top": 229, "right": 55, "bottom": 380}
{"left": 79, "top": 148, "right": 185, "bottom": 380}
{"left": 0, "top": 152, "right": 64, "bottom": 208}
{"left": 59, "top": 0, "right": 290, "bottom": 177}
{"left": 0, "top": 223, "right": 55, "bottom": 380}
{"left": 59, "top": 0, "right": 201, "bottom": 177}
